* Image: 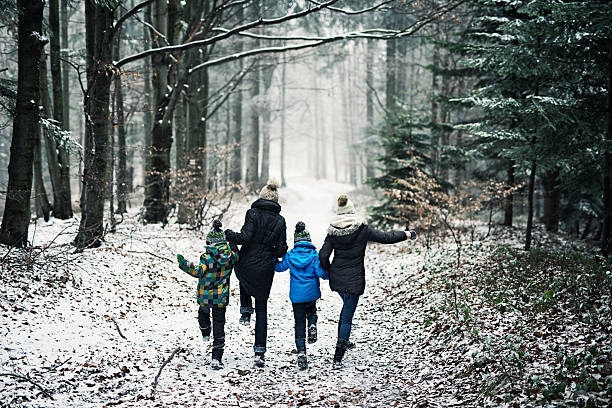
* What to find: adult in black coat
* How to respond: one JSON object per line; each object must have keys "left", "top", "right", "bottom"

{"left": 225, "top": 180, "right": 288, "bottom": 367}
{"left": 319, "top": 194, "right": 416, "bottom": 369}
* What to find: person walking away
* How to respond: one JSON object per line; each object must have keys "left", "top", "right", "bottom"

{"left": 175, "top": 220, "right": 238, "bottom": 369}
{"left": 225, "top": 180, "right": 288, "bottom": 367}
{"left": 274, "top": 221, "right": 329, "bottom": 370}
{"left": 319, "top": 194, "right": 417, "bottom": 369}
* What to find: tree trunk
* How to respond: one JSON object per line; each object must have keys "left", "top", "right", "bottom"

{"left": 49, "top": 0, "right": 72, "bottom": 219}
{"left": 229, "top": 4, "right": 244, "bottom": 186}
{"left": 75, "top": 1, "right": 113, "bottom": 248}
{"left": 542, "top": 168, "right": 560, "bottom": 232}
{"left": 114, "top": 25, "right": 128, "bottom": 215}
{"left": 601, "top": 42, "right": 612, "bottom": 255}
{"left": 246, "top": 64, "right": 260, "bottom": 188}
{"left": 144, "top": 0, "right": 172, "bottom": 223}
{"left": 40, "top": 54, "right": 62, "bottom": 217}
{"left": 34, "top": 118, "right": 51, "bottom": 222}
{"left": 280, "top": 54, "right": 287, "bottom": 187}
{"left": 260, "top": 62, "right": 275, "bottom": 185}
{"left": 0, "top": 0, "right": 45, "bottom": 247}
{"left": 525, "top": 141, "right": 537, "bottom": 251}
{"left": 61, "top": 0, "right": 70, "bottom": 131}
{"left": 365, "top": 38, "right": 375, "bottom": 179}
{"left": 503, "top": 161, "right": 515, "bottom": 227}
{"left": 143, "top": 8, "right": 153, "bottom": 187}
{"left": 340, "top": 61, "right": 356, "bottom": 185}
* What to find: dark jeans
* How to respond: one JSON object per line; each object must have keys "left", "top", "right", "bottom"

{"left": 198, "top": 305, "right": 226, "bottom": 354}
{"left": 337, "top": 292, "right": 360, "bottom": 340}
{"left": 239, "top": 282, "right": 255, "bottom": 315}
{"left": 239, "top": 283, "right": 268, "bottom": 354}
{"left": 292, "top": 301, "right": 318, "bottom": 352}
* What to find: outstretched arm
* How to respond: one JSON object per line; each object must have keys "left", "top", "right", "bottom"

{"left": 366, "top": 226, "right": 408, "bottom": 244}
{"left": 177, "top": 254, "right": 206, "bottom": 278}
{"left": 319, "top": 236, "right": 333, "bottom": 270}
{"left": 225, "top": 209, "right": 256, "bottom": 245}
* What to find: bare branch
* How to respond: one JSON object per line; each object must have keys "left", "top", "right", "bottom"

{"left": 152, "top": 347, "right": 184, "bottom": 393}
{"left": 0, "top": 373, "right": 54, "bottom": 400}
{"left": 111, "top": 0, "right": 155, "bottom": 40}
{"left": 307, "top": 0, "right": 395, "bottom": 15}
{"left": 115, "top": 0, "right": 341, "bottom": 68}
{"left": 111, "top": 317, "right": 127, "bottom": 340}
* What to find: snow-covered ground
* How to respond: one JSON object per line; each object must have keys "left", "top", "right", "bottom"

{"left": 0, "top": 178, "right": 427, "bottom": 407}
{"left": 2, "top": 178, "right": 610, "bottom": 407}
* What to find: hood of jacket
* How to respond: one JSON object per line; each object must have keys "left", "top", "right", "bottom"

{"left": 202, "top": 242, "right": 233, "bottom": 266}
{"left": 252, "top": 198, "right": 281, "bottom": 214}
{"left": 285, "top": 241, "right": 317, "bottom": 268}
{"left": 328, "top": 213, "right": 367, "bottom": 237}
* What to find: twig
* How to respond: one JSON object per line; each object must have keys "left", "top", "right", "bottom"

{"left": 127, "top": 250, "right": 175, "bottom": 264}
{"left": 0, "top": 372, "right": 54, "bottom": 400}
{"left": 152, "top": 347, "right": 184, "bottom": 393}
{"left": 111, "top": 317, "right": 127, "bottom": 340}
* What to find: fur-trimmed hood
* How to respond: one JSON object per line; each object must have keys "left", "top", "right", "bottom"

{"left": 328, "top": 213, "right": 366, "bottom": 236}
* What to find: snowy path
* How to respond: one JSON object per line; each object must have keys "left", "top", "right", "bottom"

{"left": 0, "top": 178, "right": 437, "bottom": 407}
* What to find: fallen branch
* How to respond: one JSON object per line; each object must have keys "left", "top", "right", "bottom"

{"left": 111, "top": 317, "right": 127, "bottom": 340}
{"left": 152, "top": 347, "right": 184, "bottom": 394}
{"left": 0, "top": 372, "right": 54, "bottom": 400}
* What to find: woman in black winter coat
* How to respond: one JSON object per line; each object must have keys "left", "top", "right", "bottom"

{"left": 225, "top": 180, "right": 288, "bottom": 367}
{"left": 319, "top": 194, "right": 416, "bottom": 369}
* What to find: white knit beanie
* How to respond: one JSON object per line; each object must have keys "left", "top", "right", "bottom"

{"left": 259, "top": 179, "right": 280, "bottom": 203}
{"left": 336, "top": 194, "right": 356, "bottom": 215}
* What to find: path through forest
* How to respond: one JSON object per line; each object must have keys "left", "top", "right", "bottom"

{"left": 1, "top": 178, "right": 470, "bottom": 407}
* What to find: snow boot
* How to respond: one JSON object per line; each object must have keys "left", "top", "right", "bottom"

{"left": 239, "top": 313, "right": 251, "bottom": 326}
{"left": 307, "top": 324, "right": 317, "bottom": 344}
{"left": 332, "top": 338, "right": 350, "bottom": 370}
{"left": 200, "top": 325, "right": 211, "bottom": 342}
{"left": 297, "top": 352, "right": 308, "bottom": 370}
{"left": 346, "top": 340, "right": 355, "bottom": 350}
{"left": 211, "top": 349, "right": 224, "bottom": 370}
{"left": 254, "top": 352, "right": 265, "bottom": 368}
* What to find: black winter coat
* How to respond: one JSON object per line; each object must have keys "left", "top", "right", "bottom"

{"left": 225, "top": 199, "right": 288, "bottom": 299}
{"left": 319, "top": 224, "right": 406, "bottom": 296}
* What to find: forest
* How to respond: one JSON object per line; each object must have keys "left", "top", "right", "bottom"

{"left": 0, "top": 0, "right": 611, "bottom": 407}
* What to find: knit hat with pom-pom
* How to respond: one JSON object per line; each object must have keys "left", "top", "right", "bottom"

{"left": 336, "top": 194, "right": 356, "bottom": 215}
{"left": 206, "top": 219, "right": 226, "bottom": 244}
{"left": 294, "top": 221, "right": 311, "bottom": 243}
{"left": 259, "top": 179, "right": 280, "bottom": 203}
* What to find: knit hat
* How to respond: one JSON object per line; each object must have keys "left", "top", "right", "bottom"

{"left": 294, "top": 221, "right": 311, "bottom": 243}
{"left": 206, "top": 219, "right": 226, "bottom": 245}
{"left": 336, "top": 194, "right": 356, "bottom": 215}
{"left": 259, "top": 179, "right": 280, "bottom": 203}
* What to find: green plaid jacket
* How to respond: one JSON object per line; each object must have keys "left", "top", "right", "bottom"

{"left": 180, "top": 242, "right": 239, "bottom": 308}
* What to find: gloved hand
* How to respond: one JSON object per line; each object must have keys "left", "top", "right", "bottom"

{"left": 177, "top": 254, "right": 187, "bottom": 268}
{"left": 406, "top": 230, "right": 417, "bottom": 240}
{"left": 224, "top": 229, "right": 233, "bottom": 238}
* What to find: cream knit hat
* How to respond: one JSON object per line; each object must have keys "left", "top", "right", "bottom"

{"left": 259, "top": 179, "right": 280, "bottom": 203}
{"left": 336, "top": 194, "right": 356, "bottom": 215}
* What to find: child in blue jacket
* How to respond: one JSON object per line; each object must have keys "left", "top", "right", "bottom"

{"left": 176, "top": 220, "right": 238, "bottom": 370}
{"left": 274, "top": 221, "right": 329, "bottom": 370}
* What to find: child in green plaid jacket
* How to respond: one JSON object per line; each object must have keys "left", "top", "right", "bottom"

{"left": 176, "top": 220, "right": 238, "bottom": 369}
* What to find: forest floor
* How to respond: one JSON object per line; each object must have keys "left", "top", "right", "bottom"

{"left": 1, "top": 178, "right": 611, "bottom": 408}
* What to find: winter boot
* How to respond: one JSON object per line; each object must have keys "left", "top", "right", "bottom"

{"left": 332, "top": 338, "right": 349, "bottom": 370}
{"left": 254, "top": 352, "right": 265, "bottom": 368}
{"left": 239, "top": 313, "right": 251, "bottom": 326}
{"left": 297, "top": 352, "right": 308, "bottom": 370}
{"left": 307, "top": 324, "right": 317, "bottom": 344}
{"left": 211, "top": 349, "right": 224, "bottom": 370}
{"left": 200, "top": 325, "right": 211, "bottom": 342}
{"left": 346, "top": 340, "right": 356, "bottom": 350}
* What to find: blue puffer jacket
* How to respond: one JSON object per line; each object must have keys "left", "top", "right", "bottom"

{"left": 274, "top": 241, "right": 329, "bottom": 303}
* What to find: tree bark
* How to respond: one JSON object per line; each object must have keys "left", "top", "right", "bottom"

{"left": 75, "top": 1, "right": 113, "bottom": 248}
{"left": 61, "top": 0, "right": 70, "bottom": 131}
{"left": 503, "top": 161, "right": 515, "bottom": 227}
{"left": 601, "top": 42, "right": 612, "bottom": 255}
{"left": 365, "top": 38, "right": 375, "bottom": 179}
{"left": 230, "top": 4, "right": 244, "bottom": 186}
{"left": 542, "top": 168, "right": 560, "bottom": 232}
{"left": 0, "top": 0, "right": 45, "bottom": 247}
{"left": 143, "top": 8, "right": 153, "bottom": 187}
{"left": 34, "top": 117, "right": 51, "bottom": 222}
{"left": 49, "top": 0, "right": 73, "bottom": 219}
{"left": 280, "top": 54, "right": 287, "bottom": 187}
{"left": 114, "top": 20, "right": 128, "bottom": 215}
{"left": 525, "top": 140, "right": 537, "bottom": 251}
